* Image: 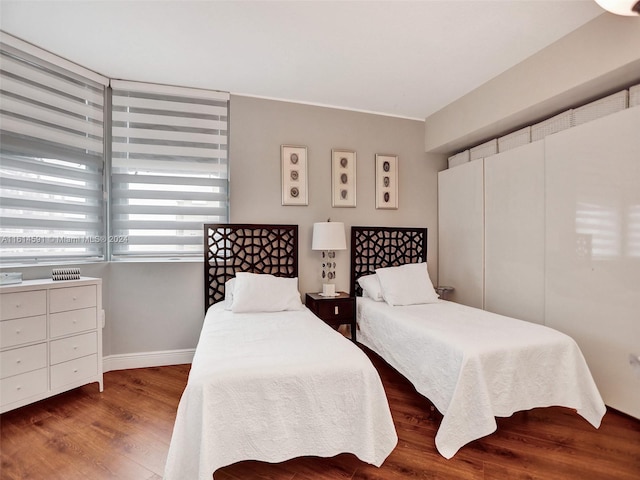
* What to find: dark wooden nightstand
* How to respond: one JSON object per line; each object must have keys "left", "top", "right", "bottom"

{"left": 305, "top": 292, "right": 356, "bottom": 342}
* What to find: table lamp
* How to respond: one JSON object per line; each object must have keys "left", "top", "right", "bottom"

{"left": 312, "top": 221, "right": 346, "bottom": 296}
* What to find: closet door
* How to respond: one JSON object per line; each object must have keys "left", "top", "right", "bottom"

{"left": 438, "top": 159, "right": 484, "bottom": 308}
{"left": 484, "top": 141, "right": 545, "bottom": 324}
{"left": 545, "top": 106, "right": 640, "bottom": 418}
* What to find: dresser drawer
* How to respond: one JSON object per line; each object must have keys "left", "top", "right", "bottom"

{"left": 50, "top": 331, "right": 97, "bottom": 366}
{"left": 1, "top": 368, "right": 48, "bottom": 406}
{"left": 0, "top": 343, "right": 47, "bottom": 379}
{"left": 49, "top": 307, "right": 97, "bottom": 338}
{"left": 0, "top": 315, "right": 47, "bottom": 349}
{"left": 50, "top": 353, "right": 97, "bottom": 390}
{"left": 0, "top": 290, "right": 46, "bottom": 321}
{"left": 49, "top": 285, "right": 97, "bottom": 313}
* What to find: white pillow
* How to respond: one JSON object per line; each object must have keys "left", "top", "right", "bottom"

{"left": 375, "top": 262, "right": 439, "bottom": 306}
{"left": 357, "top": 273, "right": 384, "bottom": 301}
{"left": 223, "top": 277, "right": 236, "bottom": 310}
{"left": 231, "top": 272, "right": 303, "bottom": 313}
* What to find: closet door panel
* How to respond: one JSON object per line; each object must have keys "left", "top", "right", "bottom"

{"left": 484, "top": 141, "right": 545, "bottom": 324}
{"left": 438, "top": 159, "right": 484, "bottom": 308}
{"left": 545, "top": 106, "right": 640, "bottom": 418}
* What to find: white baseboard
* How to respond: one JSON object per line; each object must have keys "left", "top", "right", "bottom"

{"left": 103, "top": 348, "right": 195, "bottom": 373}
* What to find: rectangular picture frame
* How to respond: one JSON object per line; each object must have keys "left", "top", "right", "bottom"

{"left": 331, "top": 149, "right": 356, "bottom": 207}
{"left": 281, "top": 145, "right": 308, "bottom": 206}
{"left": 375, "top": 154, "right": 398, "bottom": 209}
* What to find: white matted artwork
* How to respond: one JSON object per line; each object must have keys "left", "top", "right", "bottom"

{"left": 281, "top": 145, "right": 308, "bottom": 206}
{"left": 375, "top": 154, "right": 398, "bottom": 209}
{"left": 331, "top": 149, "right": 356, "bottom": 207}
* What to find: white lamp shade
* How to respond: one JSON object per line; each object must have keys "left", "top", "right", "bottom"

{"left": 312, "top": 222, "right": 347, "bottom": 251}
{"left": 594, "top": 0, "right": 640, "bottom": 15}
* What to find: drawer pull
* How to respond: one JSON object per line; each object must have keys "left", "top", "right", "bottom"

{"left": 73, "top": 369, "right": 78, "bottom": 373}
{"left": 16, "top": 303, "right": 21, "bottom": 308}
{"left": 15, "top": 329, "right": 21, "bottom": 335}
{"left": 73, "top": 346, "right": 78, "bottom": 350}
{"left": 73, "top": 297, "right": 77, "bottom": 301}
{"left": 16, "top": 359, "right": 21, "bottom": 364}
{"left": 334, "top": 306, "right": 339, "bottom": 315}
{"left": 16, "top": 386, "right": 21, "bottom": 391}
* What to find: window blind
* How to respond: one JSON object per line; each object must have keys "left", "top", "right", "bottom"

{"left": 110, "top": 80, "right": 229, "bottom": 259}
{"left": 0, "top": 33, "right": 108, "bottom": 264}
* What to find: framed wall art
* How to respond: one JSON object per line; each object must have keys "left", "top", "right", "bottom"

{"left": 331, "top": 149, "right": 356, "bottom": 207}
{"left": 281, "top": 145, "right": 308, "bottom": 206}
{"left": 375, "top": 154, "right": 398, "bottom": 209}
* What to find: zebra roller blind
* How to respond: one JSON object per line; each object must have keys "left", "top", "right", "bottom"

{"left": 110, "top": 80, "right": 229, "bottom": 259}
{"left": 0, "top": 33, "right": 108, "bottom": 264}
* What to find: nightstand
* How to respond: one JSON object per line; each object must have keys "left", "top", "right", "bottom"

{"left": 305, "top": 292, "right": 356, "bottom": 342}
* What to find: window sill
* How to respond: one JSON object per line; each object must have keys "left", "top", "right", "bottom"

{"left": 1, "top": 257, "right": 204, "bottom": 269}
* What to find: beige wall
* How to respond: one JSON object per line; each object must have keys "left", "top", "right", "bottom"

{"left": 425, "top": 13, "right": 640, "bottom": 154}
{"left": 230, "top": 95, "right": 446, "bottom": 295}
{"left": 2, "top": 98, "right": 444, "bottom": 361}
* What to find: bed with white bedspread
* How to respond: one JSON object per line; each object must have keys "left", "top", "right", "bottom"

{"left": 350, "top": 226, "right": 606, "bottom": 459}
{"left": 357, "top": 296, "right": 606, "bottom": 458}
{"left": 163, "top": 224, "right": 397, "bottom": 480}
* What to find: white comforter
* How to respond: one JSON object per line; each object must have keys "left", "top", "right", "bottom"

{"left": 164, "top": 303, "right": 397, "bottom": 480}
{"left": 357, "top": 297, "right": 606, "bottom": 459}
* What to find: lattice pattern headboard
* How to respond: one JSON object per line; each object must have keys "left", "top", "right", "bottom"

{"left": 350, "top": 226, "right": 428, "bottom": 297}
{"left": 204, "top": 224, "right": 298, "bottom": 310}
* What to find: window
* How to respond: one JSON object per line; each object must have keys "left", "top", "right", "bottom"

{"left": 0, "top": 32, "right": 229, "bottom": 265}
{"left": 0, "top": 33, "right": 108, "bottom": 264}
{"left": 110, "top": 80, "right": 229, "bottom": 259}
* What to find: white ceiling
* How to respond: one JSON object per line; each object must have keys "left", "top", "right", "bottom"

{"left": 0, "top": 1, "right": 605, "bottom": 121}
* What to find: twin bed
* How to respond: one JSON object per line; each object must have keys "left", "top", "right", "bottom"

{"left": 164, "top": 223, "right": 605, "bottom": 478}
{"left": 164, "top": 224, "right": 397, "bottom": 480}
{"left": 350, "top": 226, "right": 606, "bottom": 459}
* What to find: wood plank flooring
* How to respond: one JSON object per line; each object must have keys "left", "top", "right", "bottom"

{"left": 1, "top": 349, "right": 639, "bottom": 479}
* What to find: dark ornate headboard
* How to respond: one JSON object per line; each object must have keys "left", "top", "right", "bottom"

{"left": 350, "top": 226, "right": 428, "bottom": 297}
{"left": 204, "top": 224, "right": 298, "bottom": 310}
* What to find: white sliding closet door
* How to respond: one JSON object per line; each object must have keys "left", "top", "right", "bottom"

{"left": 438, "top": 159, "right": 484, "bottom": 308}
{"left": 545, "top": 106, "right": 640, "bottom": 418}
{"left": 484, "top": 141, "right": 545, "bottom": 324}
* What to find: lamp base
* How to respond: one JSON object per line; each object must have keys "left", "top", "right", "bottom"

{"left": 319, "top": 283, "right": 338, "bottom": 297}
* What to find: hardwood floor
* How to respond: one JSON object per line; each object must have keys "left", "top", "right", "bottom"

{"left": 1, "top": 350, "right": 639, "bottom": 479}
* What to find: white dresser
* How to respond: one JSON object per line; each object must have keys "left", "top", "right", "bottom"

{"left": 0, "top": 277, "right": 103, "bottom": 413}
